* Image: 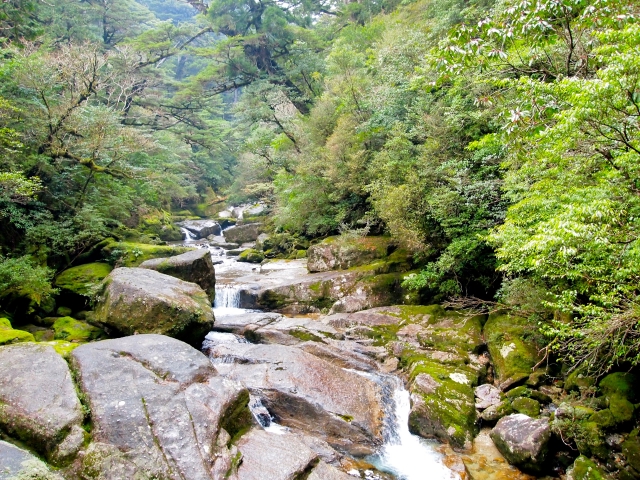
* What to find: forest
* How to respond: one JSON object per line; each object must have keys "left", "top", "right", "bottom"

{"left": 0, "top": 0, "right": 639, "bottom": 377}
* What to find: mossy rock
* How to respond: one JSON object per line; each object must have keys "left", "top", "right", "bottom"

{"left": 296, "top": 250, "right": 307, "bottom": 259}
{"left": 484, "top": 313, "right": 540, "bottom": 389}
{"left": 600, "top": 372, "right": 638, "bottom": 403}
{"left": 511, "top": 397, "right": 540, "bottom": 417}
{"left": 481, "top": 400, "right": 514, "bottom": 422}
{"left": 0, "top": 318, "right": 35, "bottom": 345}
{"left": 566, "top": 368, "right": 597, "bottom": 393}
{"left": 623, "top": 430, "right": 640, "bottom": 473}
{"left": 608, "top": 394, "right": 635, "bottom": 424}
{"left": 590, "top": 409, "right": 616, "bottom": 429}
{"left": 52, "top": 317, "right": 105, "bottom": 342}
{"left": 39, "top": 340, "right": 80, "bottom": 359}
{"left": 407, "top": 357, "right": 478, "bottom": 449}
{"left": 574, "top": 421, "right": 609, "bottom": 460}
{"left": 57, "top": 306, "right": 73, "bottom": 317}
{"left": 238, "top": 248, "right": 265, "bottom": 263}
{"left": 568, "top": 455, "right": 610, "bottom": 480}
{"left": 55, "top": 262, "right": 113, "bottom": 297}
{"left": 101, "top": 241, "right": 192, "bottom": 267}
{"left": 307, "top": 236, "right": 395, "bottom": 272}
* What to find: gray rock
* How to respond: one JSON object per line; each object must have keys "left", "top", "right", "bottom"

{"left": 306, "top": 237, "right": 392, "bottom": 273}
{"left": 94, "top": 268, "right": 214, "bottom": 345}
{"left": 236, "top": 429, "right": 318, "bottom": 480}
{"left": 224, "top": 223, "right": 263, "bottom": 244}
{"left": 139, "top": 248, "right": 216, "bottom": 301}
{"left": 490, "top": 414, "right": 551, "bottom": 474}
{"left": 72, "top": 335, "right": 251, "bottom": 480}
{"left": 475, "top": 384, "right": 502, "bottom": 410}
{"left": 0, "top": 440, "right": 63, "bottom": 480}
{"left": 209, "top": 343, "right": 384, "bottom": 455}
{"left": 308, "top": 461, "right": 353, "bottom": 480}
{"left": 0, "top": 343, "right": 83, "bottom": 460}
{"left": 179, "top": 219, "right": 222, "bottom": 238}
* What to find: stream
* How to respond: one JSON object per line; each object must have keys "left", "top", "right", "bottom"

{"left": 178, "top": 221, "right": 461, "bottom": 480}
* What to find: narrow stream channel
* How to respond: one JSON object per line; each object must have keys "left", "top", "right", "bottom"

{"left": 180, "top": 222, "right": 460, "bottom": 480}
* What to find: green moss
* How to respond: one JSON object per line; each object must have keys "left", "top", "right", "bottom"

{"left": 511, "top": 397, "right": 540, "bottom": 417}
{"left": 623, "top": 430, "right": 640, "bottom": 473}
{"left": 608, "top": 394, "right": 635, "bottom": 423}
{"left": 337, "top": 414, "right": 354, "bottom": 422}
{"left": 590, "top": 409, "right": 616, "bottom": 428}
{"left": 221, "top": 390, "right": 253, "bottom": 446}
{"left": 55, "top": 262, "right": 113, "bottom": 297}
{"left": 288, "top": 328, "right": 325, "bottom": 343}
{"left": 238, "top": 249, "right": 264, "bottom": 263}
{"left": 52, "top": 317, "right": 104, "bottom": 342}
{"left": 40, "top": 340, "right": 81, "bottom": 359}
{"left": 407, "top": 357, "right": 478, "bottom": 448}
{"left": 57, "top": 306, "right": 73, "bottom": 317}
{"left": 483, "top": 313, "right": 540, "bottom": 385}
{"left": 0, "top": 318, "right": 35, "bottom": 345}
{"left": 296, "top": 250, "right": 307, "bottom": 259}
{"left": 566, "top": 368, "right": 597, "bottom": 393}
{"left": 101, "top": 241, "right": 192, "bottom": 267}
{"left": 569, "top": 456, "right": 609, "bottom": 480}
{"left": 600, "top": 372, "right": 638, "bottom": 402}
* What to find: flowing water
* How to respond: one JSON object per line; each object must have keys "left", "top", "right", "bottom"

{"left": 184, "top": 212, "right": 460, "bottom": 480}
{"left": 180, "top": 227, "right": 197, "bottom": 241}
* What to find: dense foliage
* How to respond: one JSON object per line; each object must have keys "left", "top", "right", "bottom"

{"left": 1, "top": 0, "right": 639, "bottom": 374}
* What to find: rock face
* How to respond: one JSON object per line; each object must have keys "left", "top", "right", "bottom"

{"left": 72, "top": 335, "right": 252, "bottom": 480}
{"left": 0, "top": 440, "right": 63, "bottom": 480}
{"left": 236, "top": 429, "right": 318, "bottom": 480}
{"left": 94, "top": 267, "right": 214, "bottom": 344}
{"left": 307, "top": 236, "right": 394, "bottom": 272}
{"left": 0, "top": 343, "right": 83, "bottom": 461}
{"left": 208, "top": 342, "right": 384, "bottom": 455}
{"left": 179, "top": 219, "right": 222, "bottom": 238}
{"left": 490, "top": 414, "right": 551, "bottom": 474}
{"left": 139, "top": 248, "right": 216, "bottom": 301}
{"left": 224, "top": 223, "right": 263, "bottom": 244}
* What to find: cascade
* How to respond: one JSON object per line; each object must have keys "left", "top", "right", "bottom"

{"left": 180, "top": 227, "right": 197, "bottom": 241}
{"left": 214, "top": 285, "right": 241, "bottom": 309}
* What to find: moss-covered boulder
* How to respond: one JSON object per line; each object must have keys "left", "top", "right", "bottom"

{"left": 94, "top": 268, "right": 214, "bottom": 345}
{"left": 307, "top": 236, "right": 396, "bottom": 272}
{"left": 511, "top": 397, "right": 540, "bottom": 417}
{"left": 139, "top": 248, "right": 216, "bottom": 302}
{"left": 238, "top": 248, "right": 265, "bottom": 263}
{"left": 622, "top": 430, "right": 640, "bottom": 477}
{"left": 483, "top": 313, "right": 540, "bottom": 390}
{"left": 567, "top": 456, "right": 610, "bottom": 480}
{"left": 0, "top": 317, "right": 35, "bottom": 345}
{"left": 407, "top": 358, "right": 478, "bottom": 449}
{"left": 223, "top": 222, "right": 263, "bottom": 244}
{"left": 101, "top": 241, "right": 193, "bottom": 267}
{"left": 565, "top": 368, "right": 597, "bottom": 393}
{"left": 52, "top": 316, "right": 104, "bottom": 342}
{"left": 55, "top": 262, "right": 113, "bottom": 296}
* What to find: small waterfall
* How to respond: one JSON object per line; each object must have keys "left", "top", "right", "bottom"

{"left": 214, "top": 285, "right": 241, "bottom": 309}
{"left": 248, "top": 395, "right": 288, "bottom": 435}
{"left": 368, "top": 376, "right": 460, "bottom": 480}
{"left": 181, "top": 227, "right": 196, "bottom": 241}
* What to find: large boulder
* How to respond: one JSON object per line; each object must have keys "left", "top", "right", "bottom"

{"left": 208, "top": 343, "right": 384, "bottom": 455}
{"left": 484, "top": 313, "right": 540, "bottom": 390}
{"left": 306, "top": 236, "right": 394, "bottom": 273}
{"left": 0, "top": 317, "right": 34, "bottom": 345}
{"left": 179, "top": 219, "right": 222, "bottom": 238}
{"left": 0, "top": 343, "right": 84, "bottom": 461}
{"left": 54, "top": 262, "right": 113, "bottom": 309}
{"left": 139, "top": 248, "right": 216, "bottom": 302}
{"left": 236, "top": 429, "right": 318, "bottom": 480}
{"left": 490, "top": 414, "right": 551, "bottom": 474}
{"left": 0, "top": 440, "right": 63, "bottom": 480}
{"left": 101, "top": 241, "right": 193, "bottom": 267}
{"left": 94, "top": 267, "right": 214, "bottom": 344}
{"left": 72, "top": 335, "right": 252, "bottom": 480}
{"left": 223, "top": 223, "right": 263, "bottom": 244}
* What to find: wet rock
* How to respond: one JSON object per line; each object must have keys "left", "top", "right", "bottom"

{"left": 307, "top": 236, "right": 393, "bottom": 273}
{"left": 212, "top": 311, "right": 284, "bottom": 336}
{"left": 139, "top": 248, "right": 216, "bottom": 301}
{"left": 0, "top": 343, "right": 83, "bottom": 460}
{"left": 236, "top": 429, "right": 318, "bottom": 480}
{"left": 0, "top": 440, "right": 63, "bottom": 480}
{"left": 209, "top": 343, "right": 384, "bottom": 455}
{"left": 475, "top": 384, "right": 502, "bottom": 410}
{"left": 483, "top": 314, "right": 540, "bottom": 390}
{"left": 224, "top": 223, "right": 263, "bottom": 244}
{"left": 566, "top": 455, "right": 610, "bottom": 480}
{"left": 308, "top": 461, "right": 353, "bottom": 480}
{"left": 179, "top": 219, "right": 222, "bottom": 238}
{"left": 299, "top": 340, "right": 379, "bottom": 372}
{"left": 250, "top": 317, "right": 341, "bottom": 346}
{"left": 72, "top": 335, "right": 251, "bottom": 480}
{"left": 490, "top": 414, "right": 551, "bottom": 474}
{"left": 94, "top": 267, "right": 213, "bottom": 345}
